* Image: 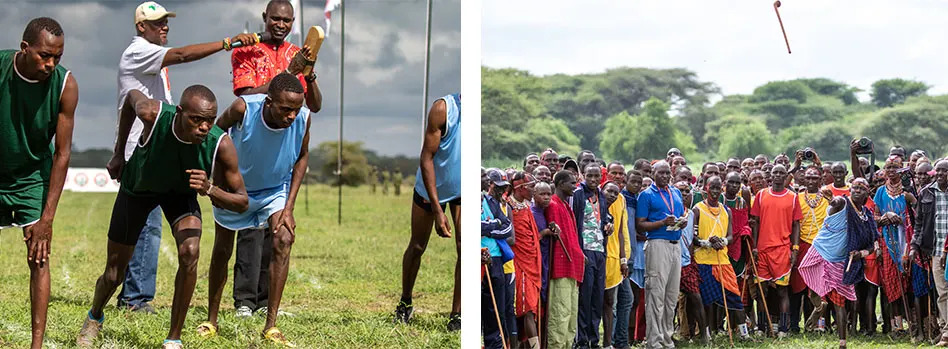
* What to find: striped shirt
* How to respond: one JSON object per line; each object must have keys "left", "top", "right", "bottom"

{"left": 935, "top": 186, "right": 948, "bottom": 258}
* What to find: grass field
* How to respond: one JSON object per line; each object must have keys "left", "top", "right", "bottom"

{"left": 0, "top": 185, "right": 460, "bottom": 348}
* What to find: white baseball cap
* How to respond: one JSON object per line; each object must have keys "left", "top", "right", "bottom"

{"left": 135, "top": 1, "right": 176, "bottom": 24}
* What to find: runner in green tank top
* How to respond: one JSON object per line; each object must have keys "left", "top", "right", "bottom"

{"left": 77, "top": 86, "right": 248, "bottom": 349}
{"left": 0, "top": 17, "right": 78, "bottom": 349}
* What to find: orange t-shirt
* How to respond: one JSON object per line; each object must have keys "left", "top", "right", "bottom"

{"left": 750, "top": 188, "right": 803, "bottom": 250}
{"left": 822, "top": 184, "right": 877, "bottom": 212}
{"left": 231, "top": 41, "right": 308, "bottom": 94}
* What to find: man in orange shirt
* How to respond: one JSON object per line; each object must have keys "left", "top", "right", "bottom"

{"left": 750, "top": 164, "right": 802, "bottom": 338}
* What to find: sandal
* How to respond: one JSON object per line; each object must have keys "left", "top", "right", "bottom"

{"left": 196, "top": 322, "right": 218, "bottom": 338}
{"left": 264, "top": 327, "right": 297, "bottom": 348}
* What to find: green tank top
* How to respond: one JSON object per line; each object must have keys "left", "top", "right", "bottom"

{"left": 121, "top": 102, "right": 225, "bottom": 196}
{"left": 0, "top": 49, "right": 69, "bottom": 192}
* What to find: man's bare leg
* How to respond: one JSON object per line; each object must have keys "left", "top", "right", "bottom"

{"left": 264, "top": 210, "right": 294, "bottom": 331}
{"left": 450, "top": 202, "right": 461, "bottom": 314}
{"left": 89, "top": 241, "right": 137, "bottom": 318}
{"left": 27, "top": 223, "right": 50, "bottom": 349}
{"left": 166, "top": 217, "right": 202, "bottom": 340}
{"left": 400, "top": 203, "right": 435, "bottom": 304}
{"left": 206, "top": 224, "right": 237, "bottom": 327}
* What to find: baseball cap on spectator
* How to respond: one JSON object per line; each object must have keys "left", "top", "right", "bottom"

{"left": 135, "top": 2, "right": 176, "bottom": 24}
{"left": 488, "top": 168, "right": 510, "bottom": 187}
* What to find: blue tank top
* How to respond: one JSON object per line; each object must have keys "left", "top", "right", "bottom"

{"left": 414, "top": 94, "right": 460, "bottom": 203}
{"left": 230, "top": 94, "right": 309, "bottom": 192}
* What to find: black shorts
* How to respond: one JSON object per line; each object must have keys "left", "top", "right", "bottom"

{"left": 412, "top": 189, "right": 460, "bottom": 213}
{"left": 107, "top": 190, "right": 202, "bottom": 245}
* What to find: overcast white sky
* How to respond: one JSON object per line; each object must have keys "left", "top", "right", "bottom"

{"left": 482, "top": 0, "right": 948, "bottom": 99}
{"left": 2, "top": 0, "right": 459, "bottom": 156}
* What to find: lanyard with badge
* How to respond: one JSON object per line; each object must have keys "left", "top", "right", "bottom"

{"left": 658, "top": 187, "right": 684, "bottom": 231}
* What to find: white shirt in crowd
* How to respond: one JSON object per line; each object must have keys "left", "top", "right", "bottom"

{"left": 117, "top": 36, "right": 173, "bottom": 161}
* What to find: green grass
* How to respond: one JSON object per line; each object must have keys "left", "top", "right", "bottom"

{"left": 0, "top": 185, "right": 459, "bottom": 348}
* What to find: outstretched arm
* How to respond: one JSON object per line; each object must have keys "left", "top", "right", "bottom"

{"left": 163, "top": 33, "right": 259, "bottom": 68}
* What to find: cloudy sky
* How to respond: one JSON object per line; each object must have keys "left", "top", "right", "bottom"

{"left": 483, "top": 0, "right": 948, "bottom": 100}
{"left": 2, "top": 0, "right": 459, "bottom": 156}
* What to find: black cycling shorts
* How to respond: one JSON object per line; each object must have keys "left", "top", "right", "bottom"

{"left": 107, "top": 190, "right": 202, "bottom": 245}
{"left": 412, "top": 189, "right": 460, "bottom": 213}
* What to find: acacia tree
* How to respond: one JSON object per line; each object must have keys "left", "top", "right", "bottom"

{"left": 599, "top": 98, "right": 696, "bottom": 162}
{"left": 870, "top": 78, "right": 929, "bottom": 107}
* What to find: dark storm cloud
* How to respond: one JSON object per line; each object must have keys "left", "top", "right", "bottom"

{"left": 1, "top": 0, "right": 459, "bottom": 156}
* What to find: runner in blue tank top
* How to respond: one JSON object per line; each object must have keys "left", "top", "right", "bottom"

{"left": 396, "top": 94, "right": 462, "bottom": 330}
{"left": 199, "top": 73, "right": 314, "bottom": 346}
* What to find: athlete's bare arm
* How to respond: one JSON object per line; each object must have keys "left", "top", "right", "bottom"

{"left": 199, "top": 135, "right": 248, "bottom": 213}
{"left": 25, "top": 74, "right": 78, "bottom": 265}
{"left": 275, "top": 115, "right": 311, "bottom": 236}
{"left": 107, "top": 89, "right": 160, "bottom": 180}
{"left": 215, "top": 97, "right": 247, "bottom": 131}
{"left": 420, "top": 99, "right": 449, "bottom": 237}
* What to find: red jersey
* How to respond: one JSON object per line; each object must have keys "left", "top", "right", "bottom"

{"left": 751, "top": 188, "right": 803, "bottom": 250}
{"left": 231, "top": 41, "right": 307, "bottom": 94}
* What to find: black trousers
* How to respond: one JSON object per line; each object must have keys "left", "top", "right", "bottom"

{"left": 234, "top": 228, "right": 273, "bottom": 310}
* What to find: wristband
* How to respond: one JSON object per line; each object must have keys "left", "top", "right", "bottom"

{"left": 721, "top": 237, "right": 729, "bottom": 246}
{"left": 792, "top": 244, "right": 800, "bottom": 251}
{"left": 620, "top": 258, "right": 628, "bottom": 264}
{"left": 222, "top": 37, "right": 232, "bottom": 51}
{"left": 206, "top": 185, "right": 216, "bottom": 196}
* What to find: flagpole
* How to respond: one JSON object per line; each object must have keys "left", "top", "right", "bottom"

{"left": 337, "top": 0, "right": 345, "bottom": 225}
{"left": 421, "top": 0, "right": 432, "bottom": 134}
{"left": 298, "top": 1, "right": 304, "bottom": 48}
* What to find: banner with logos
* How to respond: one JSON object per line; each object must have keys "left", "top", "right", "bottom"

{"left": 64, "top": 168, "right": 120, "bottom": 192}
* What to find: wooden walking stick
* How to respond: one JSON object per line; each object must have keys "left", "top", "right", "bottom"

{"left": 717, "top": 250, "right": 735, "bottom": 347}
{"left": 484, "top": 263, "right": 507, "bottom": 349}
{"left": 745, "top": 239, "right": 776, "bottom": 337}
{"left": 773, "top": 1, "right": 791, "bottom": 54}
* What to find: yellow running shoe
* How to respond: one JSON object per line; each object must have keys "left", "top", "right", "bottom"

{"left": 264, "top": 327, "right": 297, "bottom": 347}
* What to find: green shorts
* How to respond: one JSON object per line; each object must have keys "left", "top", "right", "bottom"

{"left": 0, "top": 185, "right": 47, "bottom": 228}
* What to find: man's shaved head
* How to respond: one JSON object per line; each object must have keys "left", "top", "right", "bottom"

{"left": 22, "top": 17, "right": 64, "bottom": 45}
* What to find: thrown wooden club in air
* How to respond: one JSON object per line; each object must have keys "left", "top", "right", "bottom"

{"left": 773, "top": 1, "right": 791, "bottom": 54}
{"left": 302, "top": 26, "right": 326, "bottom": 77}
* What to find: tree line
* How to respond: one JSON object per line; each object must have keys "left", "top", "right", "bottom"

{"left": 482, "top": 66, "right": 943, "bottom": 166}
{"left": 69, "top": 141, "right": 418, "bottom": 187}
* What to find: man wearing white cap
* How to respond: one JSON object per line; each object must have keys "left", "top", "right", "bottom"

{"left": 112, "top": 1, "right": 257, "bottom": 317}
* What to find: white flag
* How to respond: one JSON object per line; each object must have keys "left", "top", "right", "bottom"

{"left": 325, "top": 0, "right": 342, "bottom": 35}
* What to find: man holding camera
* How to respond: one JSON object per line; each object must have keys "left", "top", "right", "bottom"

{"left": 636, "top": 161, "right": 686, "bottom": 348}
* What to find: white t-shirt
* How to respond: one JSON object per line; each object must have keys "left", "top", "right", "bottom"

{"left": 117, "top": 36, "right": 173, "bottom": 161}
